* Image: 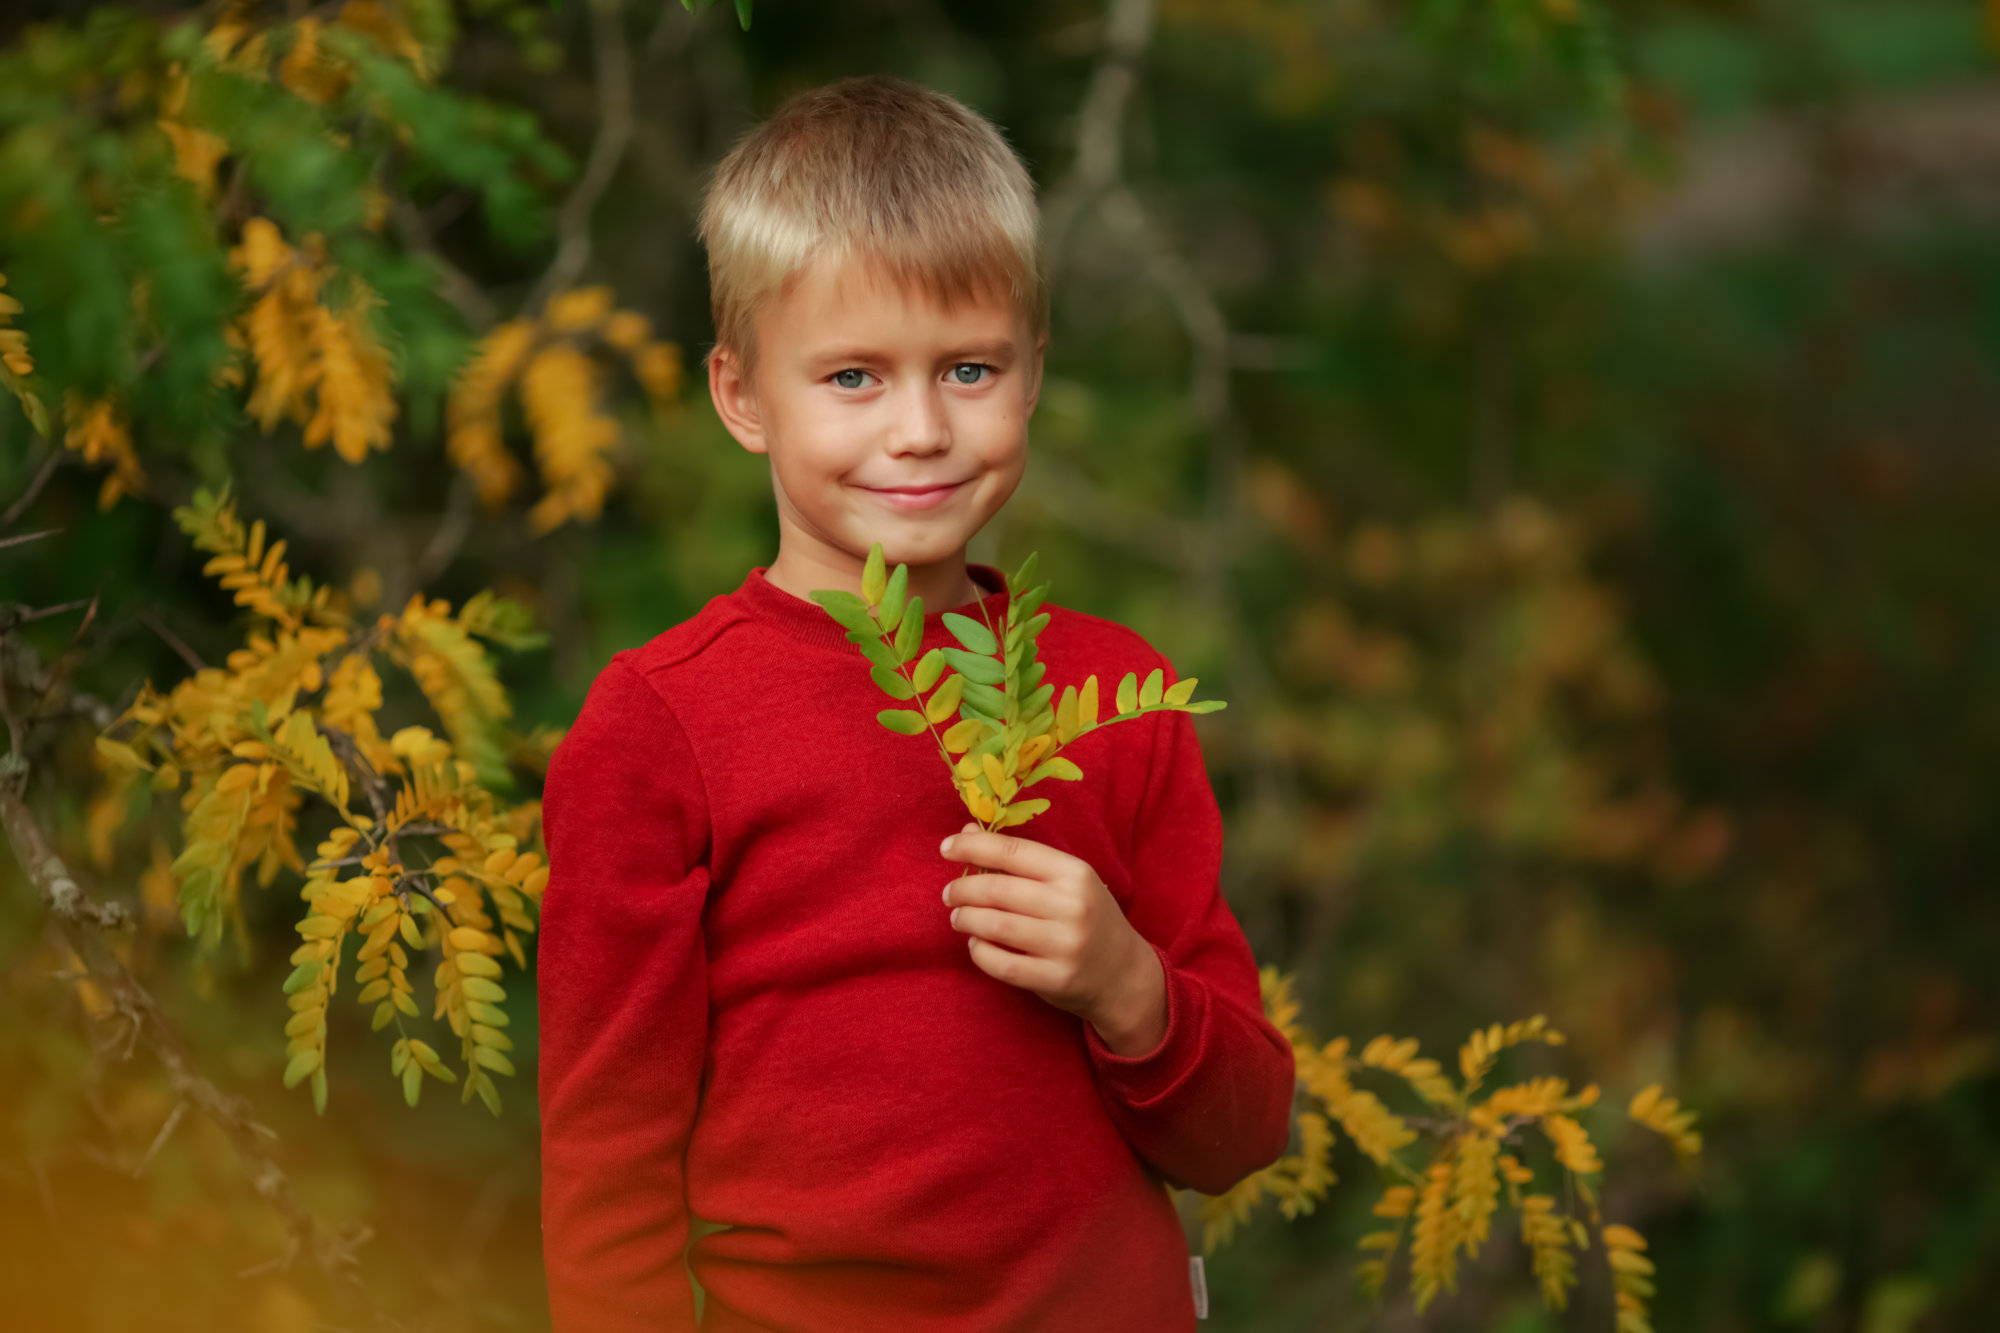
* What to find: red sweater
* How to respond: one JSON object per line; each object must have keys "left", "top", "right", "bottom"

{"left": 536, "top": 561, "right": 1295, "bottom": 1332}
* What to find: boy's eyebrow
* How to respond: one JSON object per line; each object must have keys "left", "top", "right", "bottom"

{"left": 801, "top": 338, "right": 1020, "bottom": 367}
{"left": 939, "top": 339, "right": 1019, "bottom": 363}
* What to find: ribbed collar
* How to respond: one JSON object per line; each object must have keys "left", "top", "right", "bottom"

{"left": 732, "top": 561, "right": 1013, "bottom": 656}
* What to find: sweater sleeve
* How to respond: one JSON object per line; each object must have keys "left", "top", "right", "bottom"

{"left": 538, "top": 654, "right": 711, "bottom": 1333}
{"left": 1082, "top": 651, "right": 1297, "bottom": 1196}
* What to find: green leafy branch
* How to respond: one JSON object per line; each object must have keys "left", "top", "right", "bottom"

{"left": 810, "top": 543, "right": 1225, "bottom": 837}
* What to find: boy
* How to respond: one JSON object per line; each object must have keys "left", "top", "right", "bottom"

{"left": 537, "top": 75, "right": 1295, "bottom": 1332}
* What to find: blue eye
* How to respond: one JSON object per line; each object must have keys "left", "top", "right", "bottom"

{"left": 950, "top": 364, "right": 989, "bottom": 385}
{"left": 832, "top": 368, "right": 869, "bottom": 389}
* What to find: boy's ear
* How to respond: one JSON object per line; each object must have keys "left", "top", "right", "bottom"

{"left": 708, "top": 344, "right": 768, "bottom": 454}
{"left": 1023, "top": 330, "right": 1048, "bottom": 418}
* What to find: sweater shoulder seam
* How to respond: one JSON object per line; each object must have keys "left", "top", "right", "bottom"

{"left": 606, "top": 652, "right": 715, "bottom": 860}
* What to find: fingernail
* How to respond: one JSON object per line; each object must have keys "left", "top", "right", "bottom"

{"left": 941, "top": 883, "right": 951, "bottom": 904}
{"left": 940, "top": 836, "right": 954, "bottom": 855}
{"left": 949, "top": 908, "right": 960, "bottom": 928}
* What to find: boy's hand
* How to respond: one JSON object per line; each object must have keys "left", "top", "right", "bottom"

{"left": 940, "top": 821, "right": 1167, "bottom": 1057}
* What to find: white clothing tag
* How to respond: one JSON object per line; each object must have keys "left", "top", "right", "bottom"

{"left": 1189, "top": 1255, "right": 1209, "bottom": 1319}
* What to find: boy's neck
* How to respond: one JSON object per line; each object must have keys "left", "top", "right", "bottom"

{"left": 763, "top": 545, "right": 985, "bottom": 614}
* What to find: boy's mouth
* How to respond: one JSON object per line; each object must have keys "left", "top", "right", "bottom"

{"left": 862, "top": 480, "right": 966, "bottom": 511}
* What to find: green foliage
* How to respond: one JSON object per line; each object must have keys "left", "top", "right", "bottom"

{"left": 812, "top": 542, "right": 1226, "bottom": 833}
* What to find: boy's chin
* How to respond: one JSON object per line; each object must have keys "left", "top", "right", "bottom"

{"left": 829, "top": 521, "right": 974, "bottom": 568}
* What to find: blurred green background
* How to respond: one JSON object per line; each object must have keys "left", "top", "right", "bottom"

{"left": 2, "top": 0, "right": 1996, "bottom": 1329}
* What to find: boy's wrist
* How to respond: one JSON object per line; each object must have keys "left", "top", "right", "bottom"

{"left": 1088, "top": 934, "right": 1168, "bottom": 1057}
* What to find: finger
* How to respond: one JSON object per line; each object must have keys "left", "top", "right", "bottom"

{"left": 939, "top": 827, "right": 1070, "bottom": 882}
{"left": 966, "top": 935, "right": 1064, "bottom": 991}
{"left": 950, "top": 904, "right": 1067, "bottom": 957}
{"left": 943, "top": 872, "right": 1067, "bottom": 919}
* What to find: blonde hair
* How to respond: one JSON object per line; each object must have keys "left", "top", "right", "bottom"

{"left": 697, "top": 74, "right": 1044, "bottom": 372}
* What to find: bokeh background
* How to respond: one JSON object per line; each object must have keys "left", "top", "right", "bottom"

{"left": 2, "top": 1, "right": 1997, "bottom": 1329}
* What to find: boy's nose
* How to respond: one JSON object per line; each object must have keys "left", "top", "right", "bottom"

{"left": 886, "top": 380, "right": 950, "bottom": 455}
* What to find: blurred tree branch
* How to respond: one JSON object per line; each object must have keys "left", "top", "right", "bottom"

{"left": 528, "top": 0, "right": 635, "bottom": 312}
{"left": 1037, "top": 0, "right": 1314, "bottom": 961}
{"left": 0, "top": 632, "right": 386, "bottom": 1320}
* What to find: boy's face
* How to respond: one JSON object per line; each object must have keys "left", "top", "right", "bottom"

{"left": 708, "top": 253, "right": 1043, "bottom": 591}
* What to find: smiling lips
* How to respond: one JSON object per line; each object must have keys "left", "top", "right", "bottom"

{"left": 865, "top": 480, "right": 966, "bottom": 510}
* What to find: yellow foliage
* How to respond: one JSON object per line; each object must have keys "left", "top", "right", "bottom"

{"left": 1604, "top": 1223, "right": 1658, "bottom": 1333}
{"left": 303, "top": 281, "right": 396, "bottom": 463}
{"left": 1629, "top": 1082, "right": 1704, "bottom": 1160}
{"left": 0, "top": 272, "right": 46, "bottom": 433}
{"left": 1521, "top": 1194, "right": 1579, "bottom": 1310}
{"left": 520, "top": 343, "right": 617, "bottom": 534}
{"left": 1409, "top": 1158, "right": 1457, "bottom": 1310}
{"left": 157, "top": 69, "right": 228, "bottom": 192}
{"left": 63, "top": 394, "right": 147, "bottom": 510}
{"left": 446, "top": 320, "right": 535, "bottom": 506}
{"left": 1195, "top": 966, "right": 1700, "bottom": 1320}
{"left": 231, "top": 219, "right": 397, "bottom": 459}
{"left": 1451, "top": 1130, "right": 1501, "bottom": 1257}
{"left": 177, "top": 483, "right": 342, "bottom": 631}
{"left": 444, "top": 289, "right": 685, "bottom": 531}
{"left": 1542, "top": 1112, "right": 1604, "bottom": 1177}
{"left": 94, "top": 492, "right": 549, "bottom": 1113}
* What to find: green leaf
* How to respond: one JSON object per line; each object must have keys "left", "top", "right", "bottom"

{"left": 941, "top": 611, "right": 997, "bottom": 654}
{"left": 403, "top": 1060, "right": 422, "bottom": 1107}
{"left": 895, "top": 595, "right": 924, "bottom": 659}
{"left": 1008, "top": 550, "right": 1040, "bottom": 594}
{"left": 960, "top": 679, "right": 1006, "bottom": 718}
{"left": 17, "top": 390, "right": 49, "bottom": 438}
{"left": 472, "top": 1046, "right": 516, "bottom": 1077}
{"left": 1139, "top": 668, "right": 1164, "bottom": 707}
{"left": 1185, "top": 700, "right": 1228, "bottom": 713}
{"left": 282, "top": 959, "right": 322, "bottom": 994}
{"left": 994, "top": 798, "right": 1050, "bottom": 828}
{"left": 943, "top": 647, "right": 1006, "bottom": 685}
{"left": 735, "top": 0, "right": 753, "bottom": 29}
{"left": 1164, "top": 677, "right": 1197, "bottom": 706}
{"left": 862, "top": 544, "right": 887, "bottom": 605}
{"left": 1015, "top": 583, "right": 1049, "bottom": 619}
{"left": 848, "top": 630, "right": 900, "bottom": 672}
{"left": 811, "top": 589, "right": 874, "bottom": 633}
{"left": 871, "top": 665, "right": 916, "bottom": 699}
{"left": 878, "top": 563, "right": 908, "bottom": 633}
{"left": 1115, "top": 672, "right": 1139, "bottom": 715}
{"left": 1022, "top": 682, "right": 1054, "bottom": 717}
{"left": 877, "top": 708, "right": 927, "bottom": 735}
{"left": 461, "top": 976, "right": 505, "bottom": 1002}
{"left": 282, "top": 1048, "right": 321, "bottom": 1089}
{"left": 913, "top": 647, "right": 945, "bottom": 691}
{"left": 311, "top": 1068, "right": 327, "bottom": 1116}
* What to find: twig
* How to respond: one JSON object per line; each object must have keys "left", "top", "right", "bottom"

{"left": 2, "top": 447, "right": 62, "bottom": 529}
{"left": 139, "top": 609, "right": 208, "bottom": 674}
{"left": 1043, "top": 0, "right": 1155, "bottom": 264}
{"left": 407, "top": 473, "right": 476, "bottom": 594}
{"left": 0, "top": 526, "right": 60, "bottom": 551}
{"left": 132, "top": 1099, "right": 188, "bottom": 1179}
{"left": 389, "top": 195, "right": 496, "bottom": 331}
{"left": 526, "top": 0, "right": 635, "bottom": 311}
